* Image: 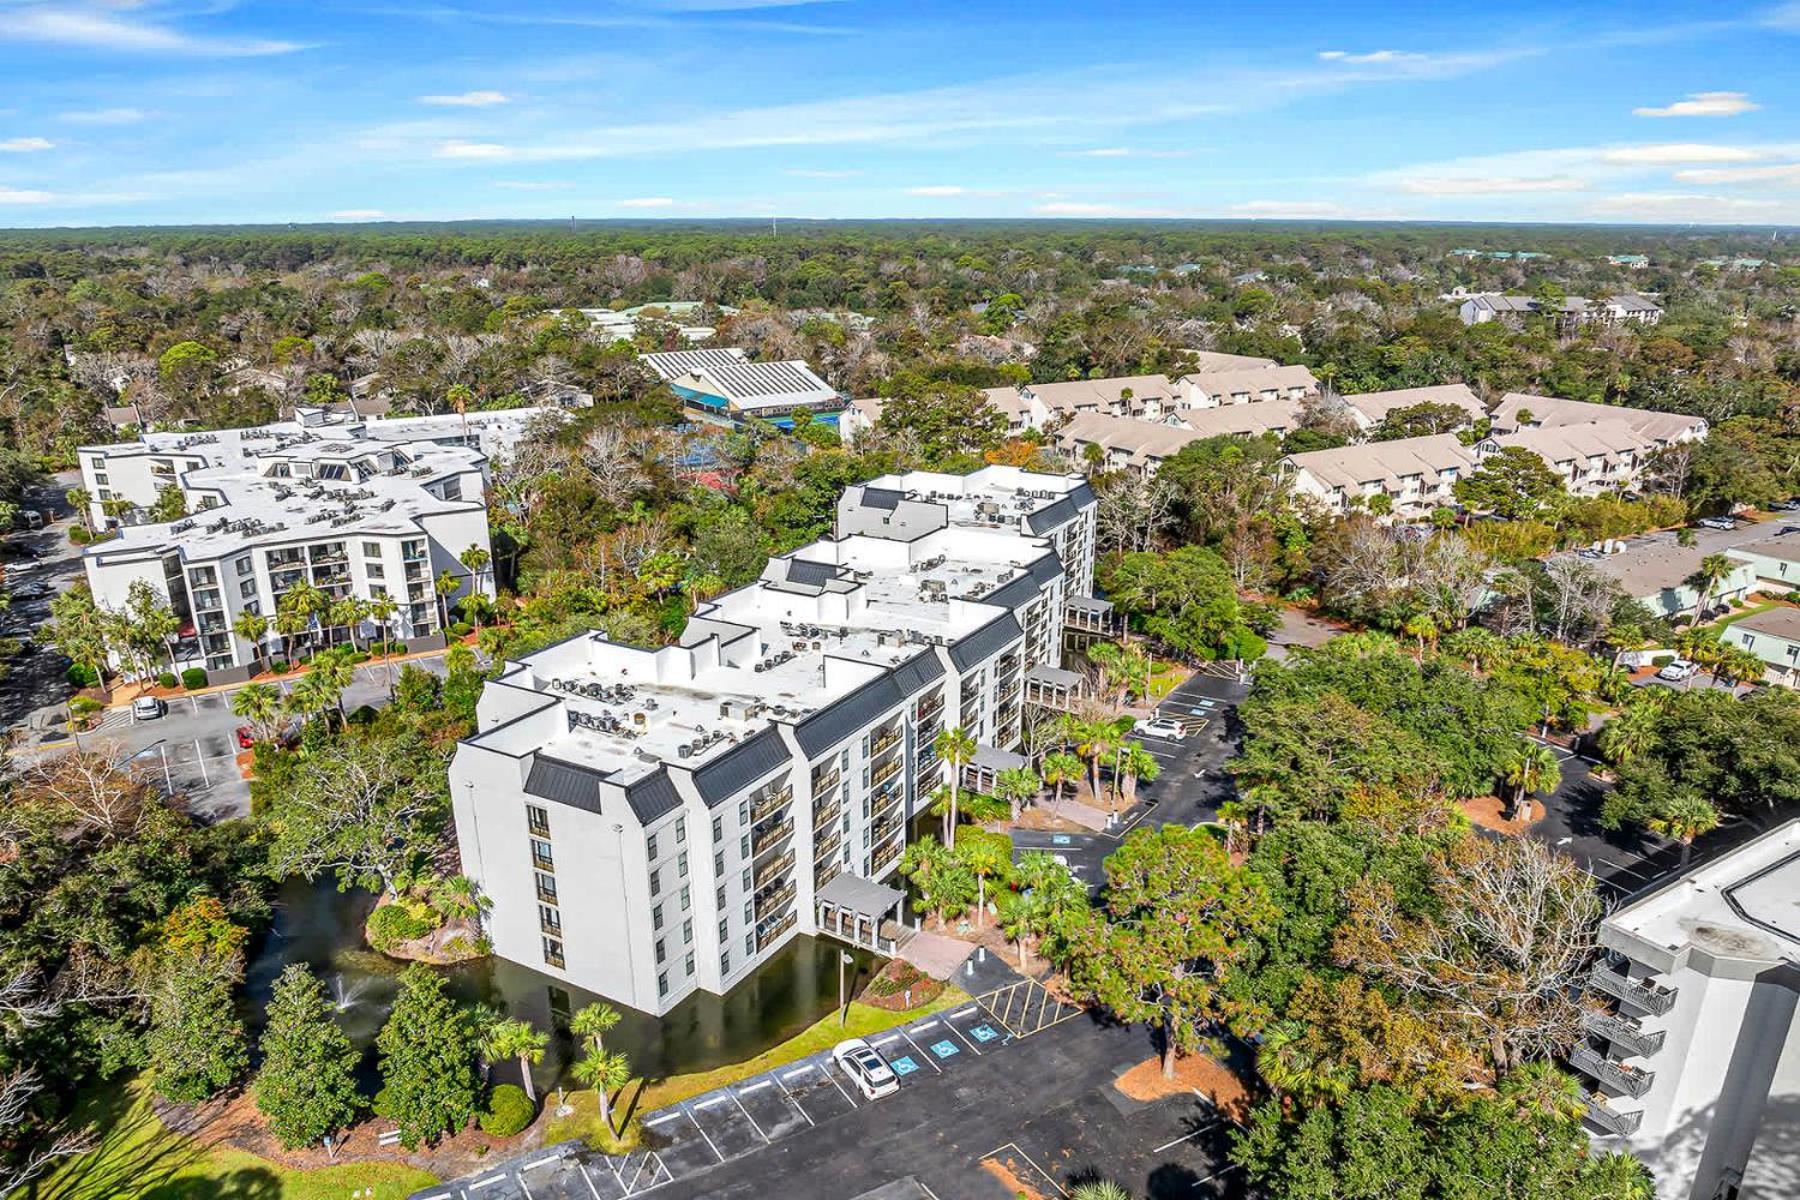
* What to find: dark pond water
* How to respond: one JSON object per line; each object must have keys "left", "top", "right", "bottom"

{"left": 244, "top": 877, "right": 877, "bottom": 1092}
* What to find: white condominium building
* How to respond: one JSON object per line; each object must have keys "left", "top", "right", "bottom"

{"left": 1581, "top": 821, "right": 1800, "bottom": 1200}
{"left": 449, "top": 467, "right": 1097, "bottom": 1015}
{"left": 76, "top": 406, "right": 551, "bottom": 682}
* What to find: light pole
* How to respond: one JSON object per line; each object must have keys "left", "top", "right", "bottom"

{"left": 838, "top": 950, "right": 854, "bottom": 1026}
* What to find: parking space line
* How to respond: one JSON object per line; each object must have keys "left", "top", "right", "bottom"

{"left": 820, "top": 1057, "right": 860, "bottom": 1105}
{"left": 523, "top": 1154, "right": 564, "bottom": 1171}
{"left": 578, "top": 1160, "right": 606, "bottom": 1200}
{"left": 470, "top": 1173, "right": 509, "bottom": 1190}
{"left": 897, "top": 1025, "right": 944, "bottom": 1073}
{"left": 1152, "top": 1118, "right": 1221, "bottom": 1154}
{"left": 729, "top": 1088, "right": 771, "bottom": 1143}
{"left": 739, "top": 1080, "right": 771, "bottom": 1093}
{"left": 771, "top": 1069, "right": 815, "bottom": 1127}
{"left": 643, "top": 1113, "right": 682, "bottom": 1128}
{"left": 692, "top": 1095, "right": 730, "bottom": 1110}
{"left": 943, "top": 1016, "right": 982, "bottom": 1055}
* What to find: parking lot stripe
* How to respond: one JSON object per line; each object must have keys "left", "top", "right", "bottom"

{"left": 943, "top": 1017, "right": 982, "bottom": 1055}
{"left": 951, "top": 1005, "right": 976, "bottom": 1018}
{"left": 643, "top": 1113, "right": 682, "bottom": 1128}
{"left": 692, "top": 1095, "right": 730, "bottom": 1110}
{"left": 739, "top": 1080, "right": 771, "bottom": 1093}
{"left": 1152, "top": 1118, "right": 1220, "bottom": 1154}
{"left": 771, "top": 1070, "right": 815, "bottom": 1127}
{"left": 781, "top": 1065, "right": 814, "bottom": 1081}
{"left": 821, "top": 1058, "right": 860, "bottom": 1105}
{"left": 729, "top": 1088, "right": 771, "bottom": 1143}
{"left": 578, "top": 1161, "right": 606, "bottom": 1200}
{"left": 470, "top": 1173, "right": 509, "bottom": 1190}
{"left": 896, "top": 1025, "right": 944, "bottom": 1073}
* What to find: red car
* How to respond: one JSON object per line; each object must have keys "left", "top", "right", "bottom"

{"left": 235, "top": 725, "right": 257, "bottom": 750}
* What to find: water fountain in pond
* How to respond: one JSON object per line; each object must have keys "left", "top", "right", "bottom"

{"left": 330, "top": 972, "right": 366, "bottom": 1012}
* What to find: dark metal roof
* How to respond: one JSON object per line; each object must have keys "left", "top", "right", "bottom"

{"left": 888, "top": 649, "right": 945, "bottom": 697}
{"left": 1066, "top": 480, "right": 1096, "bottom": 510}
{"left": 784, "top": 558, "right": 840, "bottom": 587}
{"left": 982, "top": 570, "right": 1044, "bottom": 611}
{"left": 1026, "top": 496, "right": 1078, "bottom": 535}
{"left": 624, "top": 770, "right": 683, "bottom": 824}
{"left": 1028, "top": 552, "right": 1065, "bottom": 586}
{"left": 524, "top": 755, "right": 606, "bottom": 815}
{"left": 691, "top": 726, "right": 792, "bottom": 806}
{"left": 860, "top": 486, "right": 905, "bottom": 510}
{"left": 794, "top": 674, "right": 904, "bottom": 760}
{"left": 950, "top": 613, "right": 1023, "bottom": 671}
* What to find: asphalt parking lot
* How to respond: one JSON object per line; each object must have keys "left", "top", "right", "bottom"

{"left": 413, "top": 980, "right": 1235, "bottom": 1200}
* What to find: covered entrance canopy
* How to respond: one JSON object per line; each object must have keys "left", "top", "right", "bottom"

{"left": 964, "top": 743, "right": 1027, "bottom": 794}
{"left": 816, "top": 873, "right": 904, "bottom": 955}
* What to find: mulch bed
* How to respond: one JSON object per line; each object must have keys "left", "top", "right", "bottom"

{"left": 858, "top": 958, "right": 946, "bottom": 1011}
{"left": 1114, "top": 1053, "right": 1258, "bottom": 1122}
{"left": 1459, "top": 794, "right": 1537, "bottom": 835}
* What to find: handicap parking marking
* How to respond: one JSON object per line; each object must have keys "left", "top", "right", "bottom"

{"left": 969, "top": 1023, "right": 1000, "bottom": 1043}
{"left": 929, "top": 1039, "right": 961, "bottom": 1059}
{"left": 1051, "top": 834, "right": 1071, "bottom": 846}
{"left": 896, "top": 1025, "right": 945, "bottom": 1073}
{"left": 890, "top": 1054, "right": 921, "bottom": 1076}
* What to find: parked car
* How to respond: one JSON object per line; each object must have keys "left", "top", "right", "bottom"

{"left": 131, "top": 696, "right": 165, "bottom": 720}
{"left": 1656, "top": 659, "right": 1699, "bottom": 682}
{"left": 1697, "top": 517, "right": 1738, "bottom": 531}
{"left": 833, "top": 1038, "right": 899, "bottom": 1100}
{"left": 235, "top": 725, "right": 257, "bottom": 750}
{"left": 1774, "top": 499, "right": 1800, "bottom": 512}
{"left": 1134, "top": 717, "right": 1186, "bottom": 739}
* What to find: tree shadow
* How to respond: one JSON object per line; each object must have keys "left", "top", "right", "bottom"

{"left": 29, "top": 1085, "right": 214, "bottom": 1200}
{"left": 142, "top": 1167, "right": 283, "bottom": 1200}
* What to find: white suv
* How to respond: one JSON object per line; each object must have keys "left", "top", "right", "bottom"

{"left": 1656, "top": 659, "right": 1698, "bottom": 682}
{"left": 833, "top": 1038, "right": 899, "bottom": 1100}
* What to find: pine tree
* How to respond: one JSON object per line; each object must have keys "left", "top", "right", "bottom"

{"left": 375, "top": 964, "right": 481, "bottom": 1148}
{"left": 255, "top": 965, "right": 364, "bottom": 1149}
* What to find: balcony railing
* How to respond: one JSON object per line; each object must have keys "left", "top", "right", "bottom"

{"left": 752, "top": 817, "right": 794, "bottom": 857}
{"left": 813, "top": 797, "right": 842, "bottom": 827}
{"left": 1570, "top": 1046, "right": 1655, "bottom": 1099}
{"left": 870, "top": 758, "right": 903, "bottom": 790}
{"left": 1582, "top": 1009, "right": 1666, "bottom": 1059}
{"left": 815, "top": 859, "right": 842, "bottom": 889}
{"left": 811, "top": 768, "right": 841, "bottom": 795}
{"left": 1589, "top": 963, "right": 1677, "bottom": 1016}
{"left": 814, "top": 830, "right": 842, "bottom": 864}
{"left": 870, "top": 728, "right": 902, "bottom": 757}
{"left": 1582, "top": 1093, "right": 1643, "bottom": 1137}
{"left": 915, "top": 695, "right": 944, "bottom": 723}
{"left": 535, "top": 884, "right": 559, "bottom": 905}
{"left": 752, "top": 786, "right": 793, "bottom": 824}
{"left": 756, "top": 910, "right": 797, "bottom": 951}
{"left": 753, "top": 849, "right": 795, "bottom": 889}
{"left": 755, "top": 880, "right": 796, "bottom": 917}
{"left": 871, "top": 838, "right": 902, "bottom": 874}
{"left": 872, "top": 789, "right": 902, "bottom": 822}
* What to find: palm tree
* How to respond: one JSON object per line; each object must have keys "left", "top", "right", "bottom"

{"left": 1502, "top": 740, "right": 1562, "bottom": 821}
{"left": 281, "top": 671, "right": 333, "bottom": 725}
{"left": 1003, "top": 851, "right": 1085, "bottom": 970}
{"left": 571, "top": 1002, "right": 623, "bottom": 1057}
{"left": 1119, "top": 743, "right": 1160, "bottom": 804}
{"left": 368, "top": 593, "right": 400, "bottom": 692}
{"left": 572, "top": 1047, "right": 633, "bottom": 1135}
{"left": 1064, "top": 716, "right": 1115, "bottom": 803}
{"left": 993, "top": 765, "right": 1040, "bottom": 822}
{"left": 1686, "top": 553, "right": 1735, "bottom": 625}
{"left": 1499, "top": 1060, "right": 1588, "bottom": 1125}
{"left": 230, "top": 682, "right": 282, "bottom": 742}
{"left": 1257, "top": 1020, "right": 1355, "bottom": 1109}
{"left": 1595, "top": 704, "right": 1658, "bottom": 767}
{"left": 327, "top": 594, "right": 368, "bottom": 651}
{"left": 459, "top": 544, "right": 492, "bottom": 626}
{"left": 435, "top": 568, "right": 462, "bottom": 634}
{"left": 484, "top": 1017, "right": 549, "bottom": 1105}
{"left": 1647, "top": 793, "right": 1720, "bottom": 868}
{"left": 1440, "top": 626, "right": 1503, "bottom": 674}
{"left": 1400, "top": 611, "right": 1437, "bottom": 662}
{"left": 65, "top": 486, "right": 94, "bottom": 535}
{"left": 932, "top": 726, "right": 976, "bottom": 848}
{"left": 1068, "top": 1182, "right": 1131, "bottom": 1200}
{"left": 1040, "top": 751, "right": 1082, "bottom": 808}
{"left": 899, "top": 835, "right": 964, "bottom": 929}
{"left": 309, "top": 646, "right": 356, "bottom": 719}
{"left": 232, "top": 610, "right": 271, "bottom": 674}
{"left": 958, "top": 837, "right": 1011, "bottom": 929}
{"left": 1714, "top": 645, "right": 1767, "bottom": 689}
{"left": 429, "top": 874, "right": 484, "bottom": 921}
{"left": 1579, "top": 1151, "right": 1656, "bottom": 1200}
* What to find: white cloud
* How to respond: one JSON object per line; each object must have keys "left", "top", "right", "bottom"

{"left": 907, "top": 185, "right": 968, "bottom": 196}
{"left": 1674, "top": 162, "right": 1800, "bottom": 185}
{"left": 1398, "top": 175, "right": 1588, "bottom": 195}
{"left": 0, "top": 137, "right": 54, "bottom": 153}
{"left": 1231, "top": 200, "right": 1354, "bottom": 218}
{"left": 616, "top": 197, "right": 676, "bottom": 208}
{"left": 1055, "top": 147, "right": 1193, "bottom": 159}
{"left": 0, "top": 186, "right": 56, "bottom": 204}
{"left": 419, "top": 91, "right": 511, "bottom": 108}
{"left": 494, "top": 180, "right": 573, "bottom": 191}
{"left": 1587, "top": 191, "right": 1783, "bottom": 219}
{"left": 1600, "top": 142, "right": 1763, "bottom": 164}
{"left": 1633, "top": 91, "right": 1759, "bottom": 118}
{"left": 330, "top": 209, "right": 388, "bottom": 220}
{"left": 1317, "top": 49, "right": 1424, "bottom": 64}
{"left": 436, "top": 140, "right": 515, "bottom": 160}
{"left": 1033, "top": 201, "right": 1183, "bottom": 217}
{"left": 785, "top": 168, "right": 862, "bottom": 178}
{"left": 0, "top": 6, "right": 304, "bottom": 56}
{"left": 58, "top": 107, "right": 147, "bottom": 125}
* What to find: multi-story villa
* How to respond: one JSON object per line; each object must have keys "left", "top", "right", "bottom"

{"left": 448, "top": 467, "right": 1098, "bottom": 1015}
{"left": 76, "top": 406, "right": 550, "bottom": 681}
{"left": 1580, "top": 821, "right": 1800, "bottom": 1199}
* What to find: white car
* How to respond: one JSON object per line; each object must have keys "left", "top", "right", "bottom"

{"left": 1696, "top": 517, "right": 1738, "bottom": 531}
{"left": 832, "top": 1038, "right": 899, "bottom": 1100}
{"left": 1656, "top": 659, "right": 1698, "bottom": 682}
{"left": 131, "top": 695, "right": 166, "bottom": 720}
{"left": 1134, "top": 717, "right": 1185, "bottom": 739}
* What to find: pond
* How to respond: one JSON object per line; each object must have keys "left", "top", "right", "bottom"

{"left": 244, "top": 877, "right": 879, "bottom": 1092}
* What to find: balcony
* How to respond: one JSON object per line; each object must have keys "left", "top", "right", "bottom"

{"left": 871, "top": 838, "right": 902, "bottom": 874}
{"left": 755, "top": 880, "right": 796, "bottom": 917}
{"left": 1582, "top": 1093, "right": 1643, "bottom": 1137}
{"left": 1589, "top": 963, "right": 1677, "bottom": 1016}
{"left": 1570, "top": 1046, "right": 1655, "bottom": 1099}
{"left": 753, "top": 849, "right": 795, "bottom": 890}
{"left": 815, "top": 860, "right": 843, "bottom": 889}
{"left": 870, "top": 757, "right": 903, "bottom": 790}
{"left": 814, "top": 830, "right": 842, "bottom": 864}
{"left": 535, "top": 883, "right": 559, "bottom": 905}
{"left": 872, "top": 788, "right": 902, "bottom": 824}
{"left": 1582, "top": 1009, "right": 1665, "bottom": 1059}
{"left": 813, "top": 796, "right": 842, "bottom": 827}
{"left": 756, "top": 910, "right": 798, "bottom": 951}
{"left": 752, "top": 817, "right": 794, "bottom": 857}
{"left": 870, "top": 728, "right": 902, "bottom": 758}
{"left": 915, "top": 695, "right": 944, "bottom": 723}
{"left": 752, "top": 786, "right": 793, "bottom": 824}
{"left": 811, "top": 767, "right": 841, "bottom": 795}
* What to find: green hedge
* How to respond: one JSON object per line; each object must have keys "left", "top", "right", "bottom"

{"left": 366, "top": 903, "right": 434, "bottom": 952}
{"left": 479, "top": 1084, "right": 534, "bottom": 1137}
{"left": 156, "top": 671, "right": 178, "bottom": 689}
{"left": 181, "top": 667, "right": 207, "bottom": 690}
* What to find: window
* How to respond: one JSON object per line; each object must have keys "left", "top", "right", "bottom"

{"left": 680, "top": 885, "right": 691, "bottom": 911}
{"left": 716, "top": 886, "right": 726, "bottom": 911}
{"left": 542, "top": 937, "right": 565, "bottom": 969}
{"left": 684, "top": 952, "right": 694, "bottom": 977}
{"left": 530, "top": 838, "right": 554, "bottom": 871}
{"left": 535, "top": 872, "right": 558, "bottom": 904}
{"left": 745, "top": 934, "right": 755, "bottom": 957}
{"left": 527, "top": 804, "right": 550, "bottom": 837}
{"left": 721, "top": 953, "right": 731, "bottom": 975}
{"left": 235, "top": 557, "right": 253, "bottom": 577}
{"left": 742, "top": 869, "right": 752, "bottom": 891}
{"left": 714, "top": 851, "right": 724, "bottom": 877}
{"left": 711, "top": 815, "right": 723, "bottom": 842}
{"left": 539, "top": 904, "right": 561, "bottom": 934}
{"left": 366, "top": 563, "right": 384, "bottom": 580}
{"left": 658, "top": 973, "right": 668, "bottom": 998}
{"left": 677, "top": 851, "right": 689, "bottom": 878}
{"left": 743, "top": 902, "right": 752, "bottom": 925}
{"left": 652, "top": 904, "right": 664, "bottom": 931}
{"left": 718, "top": 918, "right": 729, "bottom": 942}
{"left": 740, "top": 835, "right": 750, "bottom": 858}
{"left": 239, "top": 579, "right": 257, "bottom": 600}
{"left": 649, "top": 868, "right": 661, "bottom": 897}
{"left": 739, "top": 801, "right": 749, "bottom": 825}
{"left": 646, "top": 833, "right": 659, "bottom": 861}
{"left": 675, "top": 816, "right": 687, "bottom": 844}
{"left": 655, "top": 939, "right": 666, "bottom": 964}
{"left": 362, "top": 541, "right": 382, "bottom": 558}
{"left": 682, "top": 918, "right": 693, "bottom": 946}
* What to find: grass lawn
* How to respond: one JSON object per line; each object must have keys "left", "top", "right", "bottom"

{"left": 624, "top": 986, "right": 969, "bottom": 1117}
{"left": 33, "top": 1081, "right": 438, "bottom": 1200}
{"left": 1708, "top": 599, "right": 1787, "bottom": 631}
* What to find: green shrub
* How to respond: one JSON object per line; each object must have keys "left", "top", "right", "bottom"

{"left": 66, "top": 663, "right": 99, "bottom": 688}
{"left": 156, "top": 671, "right": 178, "bottom": 689}
{"left": 450, "top": 621, "right": 473, "bottom": 637}
{"left": 68, "top": 525, "right": 91, "bottom": 545}
{"left": 346, "top": 649, "right": 371, "bottom": 664}
{"left": 181, "top": 667, "right": 208, "bottom": 690}
{"left": 479, "top": 1084, "right": 534, "bottom": 1137}
{"left": 1652, "top": 654, "right": 1676, "bottom": 667}
{"left": 270, "top": 660, "right": 289, "bottom": 673}
{"left": 0, "top": 637, "right": 21, "bottom": 659}
{"left": 69, "top": 695, "right": 103, "bottom": 716}
{"left": 366, "top": 903, "right": 433, "bottom": 952}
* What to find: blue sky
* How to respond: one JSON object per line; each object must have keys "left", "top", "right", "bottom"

{"left": 4, "top": 0, "right": 1800, "bottom": 226}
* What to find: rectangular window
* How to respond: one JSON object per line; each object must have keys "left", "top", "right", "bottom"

{"left": 535, "top": 872, "right": 558, "bottom": 904}
{"left": 745, "top": 933, "right": 755, "bottom": 957}
{"left": 530, "top": 838, "right": 554, "bottom": 871}
{"left": 718, "top": 918, "right": 729, "bottom": 942}
{"left": 714, "top": 851, "right": 725, "bottom": 877}
{"left": 743, "top": 902, "right": 752, "bottom": 925}
{"left": 235, "top": 557, "right": 253, "bottom": 577}
{"left": 239, "top": 579, "right": 257, "bottom": 600}
{"left": 680, "top": 885, "right": 691, "bottom": 912}
{"left": 539, "top": 904, "right": 561, "bottom": 934}
{"left": 362, "top": 541, "right": 382, "bottom": 558}
{"left": 675, "top": 816, "right": 687, "bottom": 844}
{"left": 711, "top": 815, "right": 723, "bottom": 842}
{"left": 682, "top": 918, "right": 693, "bottom": 946}
{"left": 740, "top": 835, "right": 750, "bottom": 858}
{"left": 655, "top": 939, "right": 666, "bottom": 964}
{"left": 742, "top": 869, "right": 752, "bottom": 891}
{"left": 658, "top": 973, "right": 668, "bottom": 998}
{"left": 677, "top": 851, "right": 689, "bottom": 878}
{"left": 526, "top": 804, "right": 550, "bottom": 838}
{"left": 716, "top": 886, "right": 726, "bottom": 912}
{"left": 646, "top": 833, "right": 659, "bottom": 861}
{"left": 684, "top": 952, "right": 695, "bottom": 977}
{"left": 721, "top": 953, "right": 731, "bottom": 975}
{"left": 652, "top": 905, "right": 664, "bottom": 931}
{"left": 739, "top": 801, "right": 749, "bottom": 825}
{"left": 542, "top": 937, "right": 565, "bottom": 969}
{"left": 649, "top": 868, "right": 661, "bottom": 897}
{"left": 365, "top": 563, "right": 384, "bottom": 580}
